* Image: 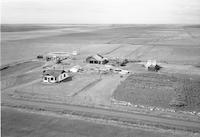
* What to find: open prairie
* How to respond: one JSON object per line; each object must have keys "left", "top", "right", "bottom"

{"left": 1, "top": 24, "right": 200, "bottom": 66}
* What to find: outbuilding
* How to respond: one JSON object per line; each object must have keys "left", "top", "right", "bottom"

{"left": 145, "top": 60, "right": 160, "bottom": 72}
{"left": 42, "top": 69, "right": 70, "bottom": 83}
{"left": 86, "top": 54, "right": 108, "bottom": 64}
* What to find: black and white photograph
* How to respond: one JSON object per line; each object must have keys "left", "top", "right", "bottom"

{"left": 1, "top": 0, "right": 200, "bottom": 137}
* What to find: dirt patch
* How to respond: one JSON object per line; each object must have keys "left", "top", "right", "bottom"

{"left": 113, "top": 73, "right": 200, "bottom": 112}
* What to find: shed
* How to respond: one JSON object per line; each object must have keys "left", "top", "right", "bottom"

{"left": 42, "top": 69, "right": 70, "bottom": 83}
{"left": 86, "top": 54, "right": 108, "bottom": 64}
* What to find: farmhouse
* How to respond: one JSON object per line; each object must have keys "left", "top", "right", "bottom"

{"left": 86, "top": 54, "right": 108, "bottom": 64}
{"left": 42, "top": 69, "right": 70, "bottom": 83}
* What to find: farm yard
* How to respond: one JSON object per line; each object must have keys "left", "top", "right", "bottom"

{"left": 2, "top": 24, "right": 200, "bottom": 106}
{"left": 11, "top": 73, "right": 100, "bottom": 102}
{"left": 2, "top": 24, "right": 200, "bottom": 110}
{"left": 1, "top": 24, "right": 200, "bottom": 137}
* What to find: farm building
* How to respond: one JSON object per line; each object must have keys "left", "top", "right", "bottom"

{"left": 145, "top": 60, "right": 160, "bottom": 72}
{"left": 69, "top": 65, "right": 83, "bottom": 73}
{"left": 86, "top": 54, "right": 108, "bottom": 64}
{"left": 42, "top": 69, "right": 70, "bottom": 83}
{"left": 46, "top": 52, "right": 70, "bottom": 62}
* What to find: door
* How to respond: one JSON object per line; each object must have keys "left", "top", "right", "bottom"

{"left": 48, "top": 77, "right": 51, "bottom": 82}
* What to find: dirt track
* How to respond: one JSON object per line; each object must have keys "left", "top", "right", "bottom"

{"left": 2, "top": 95, "right": 200, "bottom": 133}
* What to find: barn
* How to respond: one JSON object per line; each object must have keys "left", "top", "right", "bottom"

{"left": 42, "top": 69, "right": 70, "bottom": 83}
{"left": 86, "top": 54, "right": 108, "bottom": 64}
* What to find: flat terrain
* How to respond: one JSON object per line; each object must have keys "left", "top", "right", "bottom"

{"left": 113, "top": 73, "right": 200, "bottom": 112}
{"left": 1, "top": 24, "right": 200, "bottom": 137}
{"left": 3, "top": 107, "right": 196, "bottom": 137}
{"left": 13, "top": 73, "right": 100, "bottom": 101}
{"left": 1, "top": 24, "right": 200, "bottom": 66}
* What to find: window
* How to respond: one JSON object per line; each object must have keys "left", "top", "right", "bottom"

{"left": 51, "top": 77, "right": 54, "bottom": 81}
{"left": 63, "top": 74, "right": 66, "bottom": 77}
{"left": 44, "top": 77, "right": 47, "bottom": 80}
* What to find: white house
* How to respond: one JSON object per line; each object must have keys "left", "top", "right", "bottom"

{"left": 42, "top": 69, "right": 70, "bottom": 83}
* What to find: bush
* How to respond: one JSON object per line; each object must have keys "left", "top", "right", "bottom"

{"left": 37, "top": 55, "right": 43, "bottom": 59}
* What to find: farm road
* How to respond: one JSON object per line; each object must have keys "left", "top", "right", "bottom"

{"left": 2, "top": 94, "right": 200, "bottom": 133}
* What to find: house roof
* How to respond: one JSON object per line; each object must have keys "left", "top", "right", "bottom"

{"left": 87, "top": 54, "right": 107, "bottom": 61}
{"left": 43, "top": 69, "right": 66, "bottom": 77}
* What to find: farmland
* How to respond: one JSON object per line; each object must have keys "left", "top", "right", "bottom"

{"left": 1, "top": 24, "right": 200, "bottom": 137}
{"left": 113, "top": 73, "right": 200, "bottom": 112}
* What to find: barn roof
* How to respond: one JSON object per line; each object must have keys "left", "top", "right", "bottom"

{"left": 43, "top": 69, "right": 66, "bottom": 77}
{"left": 87, "top": 54, "right": 107, "bottom": 61}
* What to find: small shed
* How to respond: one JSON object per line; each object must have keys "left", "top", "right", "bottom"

{"left": 86, "top": 54, "right": 108, "bottom": 64}
{"left": 42, "top": 69, "right": 70, "bottom": 83}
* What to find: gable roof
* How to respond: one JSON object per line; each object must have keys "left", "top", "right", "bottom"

{"left": 43, "top": 69, "right": 66, "bottom": 77}
{"left": 87, "top": 54, "right": 107, "bottom": 61}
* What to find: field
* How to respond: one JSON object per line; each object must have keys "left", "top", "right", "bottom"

{"left": 1, "top": 61, "right": 44, "bottom": 90}
{"left": 3, "top": 107, "right": 194, "bottom": 137}
{"left": 1, "top": 24, "right": 200, "bottom": 66}
{"left": 113, "top": 73, "right": 200, "bottom": 112}
{"left": 1, "top": 24, "right": 200, "bottom": 137}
